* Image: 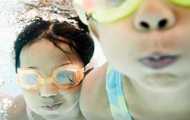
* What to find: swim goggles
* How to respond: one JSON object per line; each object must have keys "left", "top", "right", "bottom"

{"left": 16, "top": 65, "right": 84, "bottom": 91}
{"left": 73, "top": 0, "right": 190, "bottom": 24}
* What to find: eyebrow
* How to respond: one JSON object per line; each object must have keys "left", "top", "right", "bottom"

{"left": 25, "top": 62, "right": 71, "bottom": 70}
{"left": 27, "top": 66, "right": 38, "bottom": 69}
{"left": 53, "top": 62, "right": 72, "bottom": 69}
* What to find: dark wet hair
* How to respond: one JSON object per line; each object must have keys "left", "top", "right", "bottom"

{"left": 14, "top": 17, "right": 94, "bottom": 72}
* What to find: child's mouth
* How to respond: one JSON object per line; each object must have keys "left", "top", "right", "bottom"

{"left": 139, "top": 52, "right": 180, "bottom": 69}
{"left": 41, "top": 102, "right": 63, "bottom": 111}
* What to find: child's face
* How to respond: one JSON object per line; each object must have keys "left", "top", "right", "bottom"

{"left": 19, "top": 38, "right": 84, "bottom": 117}
{"left": 79, "top": 0, "right": 190, "bottom": 89}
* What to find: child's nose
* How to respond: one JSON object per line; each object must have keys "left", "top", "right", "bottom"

{"left": 39, "top": 83, "right": 59, "bottom": 97}
{"left": 133, "top": 0, "right": 176, "bottom": 31}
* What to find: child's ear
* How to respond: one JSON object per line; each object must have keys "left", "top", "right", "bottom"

{"left": 73, "top": 0, "right": 96, "bottom": 25}
{"left": 88, "top": 19, "right": 99, "bottom": 40}
{"left": 73, "top": 0, "right": 99, "bottom": 39}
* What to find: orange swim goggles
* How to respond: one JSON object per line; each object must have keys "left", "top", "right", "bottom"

{"left": 16, "top": 65, "right": 84, "bottom": 91}
{"left": 73, "top": 0, "right": 190, "bottom": 24}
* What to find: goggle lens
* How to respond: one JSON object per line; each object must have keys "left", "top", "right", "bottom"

{"left": 20, "top": 73, "right": 39, "bottom": 86}
{"left": 92, "top": 0, "right": 143, "bottom": 23}
{"left": 55, "top": 70, "right": 75, "bottom": 85}
{"left": 17, "top": 67, "right": 84, "bottom": 90}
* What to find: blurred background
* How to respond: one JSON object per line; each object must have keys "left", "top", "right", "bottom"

{"left": 0, "top": 0, "right": 21, "bottom": 96}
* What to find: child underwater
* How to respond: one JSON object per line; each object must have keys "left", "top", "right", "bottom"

{"left": 73, "top": 0, "right": 190, "bottom": 120}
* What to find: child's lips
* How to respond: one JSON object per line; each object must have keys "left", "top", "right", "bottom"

{"left": 41, "top": 102, "right": 63, "bottom": 111}
{"left": 139, "top": 53, "right": 180, "bottom": 69}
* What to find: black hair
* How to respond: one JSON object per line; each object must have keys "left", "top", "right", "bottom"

{"left": 14, "top": 17, "right": 94, "bottom": 72}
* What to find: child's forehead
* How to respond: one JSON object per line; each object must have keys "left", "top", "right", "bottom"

{"left": 20, "top": 39, "right": 71, "bottom": 63}
{"left": 27, "top": 38, "right": 72, "bottom": 53}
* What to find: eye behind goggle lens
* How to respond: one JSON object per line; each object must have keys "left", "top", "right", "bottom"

{"left": 55, "top": 71, "right": 75, "bottom": 85}
{"left": 20, "top": 73, "right": 38, "bottom": 86}
{"left": 107, "top": 0, "right": 125, "bottom": 7}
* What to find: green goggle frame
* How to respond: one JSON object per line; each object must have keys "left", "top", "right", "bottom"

{"left": 171, "top": 0, "right": 190, "bottom": 7}
{"left": 73, "top": 0, "right": 190, "bottom": 24}
{"left": 92, "top": 0, "right": 143, "bottom": 23}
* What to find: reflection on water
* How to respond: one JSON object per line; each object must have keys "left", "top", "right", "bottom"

{"left": 0, "top": 0, "right": 22, "bottom": 93}
{"left": 0, "top": 97, "right": 13, "bottom": 120}
{"left": 0, "top": 1, "right": 22, "bottom": 119}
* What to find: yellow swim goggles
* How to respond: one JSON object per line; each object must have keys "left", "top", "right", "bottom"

{"left": 73, "top": 0, "right": 190, "bottom": 24}
{"left": 16, "top": 65, "right": 84, "bottom": 91}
